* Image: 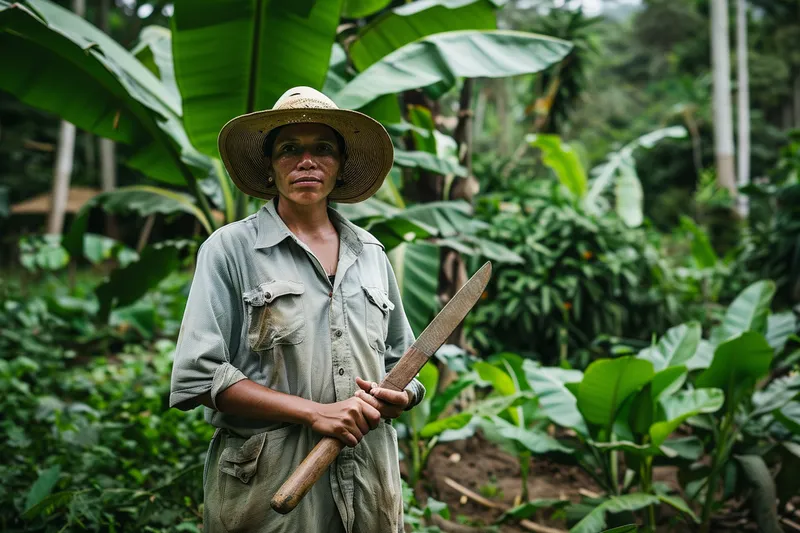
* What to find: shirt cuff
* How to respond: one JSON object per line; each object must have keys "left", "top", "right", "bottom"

{"left": 404, "top": 377, "right": 426, "bottom": 411}
{"left": 209, "top": 363, "right": 248, "bottom": 410}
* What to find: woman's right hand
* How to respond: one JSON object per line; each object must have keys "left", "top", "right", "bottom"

{"left": 310, "top": 397, "right": 382, "bottom": 447}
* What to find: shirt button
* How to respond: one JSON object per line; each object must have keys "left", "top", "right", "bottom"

{"left": 338, "top": 368, "right": 344, "bottom": 376}
{"left": 329, "top": 291, "right": 333, "bottom": 298}
{"left": 334, "top": 329, "right": 343, "bottom": 338}
{"left": 265, "top": 292, "right": 272, "bottom": 300}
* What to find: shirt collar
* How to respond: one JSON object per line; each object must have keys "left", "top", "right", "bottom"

{"left": 254, "top": 197, "right": 384, "bottom": 254}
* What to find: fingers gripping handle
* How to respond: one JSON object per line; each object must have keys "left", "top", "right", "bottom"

{"left": 270, "top": 436, "right": 345, "bottom": 514}
{"left": 270, "top": 374, "right": 408, "bottom": 513}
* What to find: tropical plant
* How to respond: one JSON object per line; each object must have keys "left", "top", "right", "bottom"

{"left": 467, "top": 180, "right": 681, "bottom": 364}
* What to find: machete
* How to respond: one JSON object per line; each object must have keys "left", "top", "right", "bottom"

{"left": 270, "top": 261, "right": 492, "bottom": 514}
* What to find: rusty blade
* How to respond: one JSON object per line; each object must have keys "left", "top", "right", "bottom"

{"left": 412, "top": 261, "right": 492, "bottom": 357}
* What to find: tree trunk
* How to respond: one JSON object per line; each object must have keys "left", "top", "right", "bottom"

{"left": 99, "top": 0, "right": 120, "bottom": 237}
{"left": 47, "top": 117, "right": 77, "bottom": 235}
{"left": 710, "top": 0, "right": 737, "bottom": 198}
{"left": 735, "top": 0, "right": 750, "bottom": 218}
{"left": 46, "top": 0, "right": 86, "bottom": 235}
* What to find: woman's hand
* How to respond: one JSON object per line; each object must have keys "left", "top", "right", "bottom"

{"left": 310, "top": 396, "right": 381, "bottom": 447}
{"left": 354, "top": 377, "right": 412, "bottom": 420}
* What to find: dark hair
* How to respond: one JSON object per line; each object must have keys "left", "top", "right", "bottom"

{"left": 262, "top": 124, "right": 346, "bottom": 159}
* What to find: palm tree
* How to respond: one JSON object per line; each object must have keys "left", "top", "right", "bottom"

{"left": 710, "top": 0, "right": 737, "bottom": 199}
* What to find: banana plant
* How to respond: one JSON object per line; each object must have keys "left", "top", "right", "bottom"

{"left": 474, "top": 353, "right": 573, "bottom": 502}
{"left": 523, "top": 355, "right": 717, "bottom": 533}
{"left": 527, "top": 127, "right": 687, "bottom": 227}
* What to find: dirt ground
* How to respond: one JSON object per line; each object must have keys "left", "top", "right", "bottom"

{"left": 406, "top": 432, "right": 784, "bottom": 533}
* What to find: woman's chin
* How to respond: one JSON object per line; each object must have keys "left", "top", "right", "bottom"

{"left": 283, "top": 188, "right": 332, "bottom": 206}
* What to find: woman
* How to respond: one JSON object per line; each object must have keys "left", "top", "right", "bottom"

{"left": 169, "top": 86, "right": 425, "bottom": 533}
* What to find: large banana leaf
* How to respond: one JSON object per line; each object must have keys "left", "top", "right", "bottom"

{"left": 527, "top": 134, "right": 588, "bottom": 198}
{"left": 712, "top": 281, "right": 776, "bottom": 343}
{"left": 523, "top": 363, "right": 587, "bottom": 434}
{"left": 171, "top": 0, "right": 343, "bottom": 156}
{"left": 388, "top": 242, "right": 440, "bottom": 337}
{"left": 334, "top": 30, "right": 572, "bottom": 110}
{"left": 649, "top": 389, "right": 724, "bottom": 446}
{"left": 696, "top": 332, "right": 773, "bottom": 406}
{"left": 348, "top": 0, "right": 502, "bottom": 71}
{"left": 570, "top": 494, "right": 660, "bottom": 533}
{"left": 131, "top": 25, "right": 180, "bottom": 104}
{"left": 636, "top": 322, "right": 701, "bottom": 372}
{"left": 0, "top": 0, "right": 206, "bottom": 187}
{"left": 577, "top": 356, "right": 654, "bottom": 430}
{"left": 341, "top": 0, "right": 391, "bottom": 18}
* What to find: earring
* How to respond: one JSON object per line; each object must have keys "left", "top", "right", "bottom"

{"left": 267, "top": 174, "right": 273, "bottom": 184}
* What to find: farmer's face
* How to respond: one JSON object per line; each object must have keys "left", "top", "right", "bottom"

{"left": 269, "top": 123, "right": 342, "bottom": 206}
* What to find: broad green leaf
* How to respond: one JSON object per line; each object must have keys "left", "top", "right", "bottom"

{"left": 590, "top": 439, "right": 660, "bottom": 457}
{"left": 578, "top": 356, "right": 654, "bottom": 429}
{"left": 649, "top": 389, "right": 724, "bottom": 446}
{"left": 696, "top": 332, "right": 773, "bottom": 406}
{"left": 407, "top": 104, "right": 438, "bottom": 154}
{"left": 429, "top": 375, "right": 476, "bottom": 420}
{"left": 172, "top": 0, "right": 343, "bottom": 156}
{"left": 394, "top": 149, "right": 468, "bottom": 176}
{"left": 636, "top": 322, "right": 701, "bottom": 372}
{"left": 614, "top": 157, "right": 643, "bottom": 228}
{"left": 95, "top": 243, "right": 182, "bottom": 319}
{"left": 523, "top": 363, "right": 586, "bottom": 434}
{"left": 474, "top": 362, "right": 517, "bottom": 397}
{"left": 734, "top": 455, "right": 782, "bottom": 533}
{"left": 401, "top": 200, "right": 487, "bottom": 237}
{"left": 24, "top": 466, "right": 61, "bottom": 513}
{"left": 599, "top": 527, "right": 637, "bottom": 533}
{"left": 498, "top": 499, "right": 570, "bottom": 522}
{"left": 569, "top": 494, "right": 659, "bottom": 533}
{"left": 498, "top": 425, "right": 572, "bottom": 454}
{"left": 766, "top": 311, "right": 797, "bottom": 352}
{"left": 656, "top": 494, "right": 699, "bottom": 523}
{"left": 751, "top": 374, "right": 800, "bottom": 418}
{"left": 679, "top": 216, "right": 717, "bottom": 269}
{"left": 388, "top": 242, "right": 440, "bottom": 337}
{"left": 62, "top": 186, "right": 212, "bottom": 260}
{"left": 651, "top": 366, "right": 688, "bottom": 400}
{"left": 341, "top": 0, "right": 391, "bottom": 18}
{"left": 335, "top": 30, "right": 572, "bottom": 110}
{"left": 528, "top": 134, "right": 588, "bottom": 198}
{"left": 585, "top": 127, "right": 686, "bottom": 215}
{"left": 661, "top": 436, "right": 704, "bottom": 460}
{"left": 322, "top": 42, "right": 349, "bottom": 95}
{"left": 349, "top": 0, "right": 500, "bottom": 71}
{"left": 420, "top": 413, "right": 472, "bottom": 438}
{"left": 405, "top": 360, "right": 440, "bottom": 434}
{"left": 716, "top": 281, "right": 776, "bottom": 342}
{"left": 0, "top": 0, "right": 198, "bottom": 184}
{"left": 21, "top": 490, "right": 77, "bottom": 520}
{"left": 685, "top": 339, "right": 715, "bottom": 371}
{"left": 775, "top": 402, "right": 800, "bottom": 434}
{"left": 131, "top": 25, "right": 180, "bottom": 103}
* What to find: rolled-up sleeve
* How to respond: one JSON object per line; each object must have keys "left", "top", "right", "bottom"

{"left": 382, "top": 254, "right": 426, "bottom": 410}
{"left": 169, "top": 235, "right": 247, "bottom": 411}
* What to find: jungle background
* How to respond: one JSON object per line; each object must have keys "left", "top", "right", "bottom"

{"left": 1, "top": 0, "right": 799, "bottom": 532}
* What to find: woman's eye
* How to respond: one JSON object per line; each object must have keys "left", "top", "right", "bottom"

{"left": 317, "top": 144, "right": 333, "bottom": 153}
{"left": 281, "top": 144, "right": 297, "bottom": 154}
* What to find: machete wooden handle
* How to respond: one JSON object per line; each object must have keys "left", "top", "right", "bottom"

{"left": 270, "top": 434, "right": 345, "bottom": 514}
{"left": 271, "top": 349, "right": 425, "bottom": 514}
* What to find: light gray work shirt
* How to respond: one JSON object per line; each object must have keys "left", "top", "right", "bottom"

{"left": 169, "top": 197, "right": 425, "bottom": 533}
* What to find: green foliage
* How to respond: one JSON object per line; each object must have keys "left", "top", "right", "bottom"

{"left": 0, "top": 282, "right": 210, "bottom": 532}
{"left": 467, "top": 181, "right": 681, "bottom": 363}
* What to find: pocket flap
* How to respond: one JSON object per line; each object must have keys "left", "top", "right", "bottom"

{"left": 243, "top": 280, "right": 305, "bottom": 307}
{"left": 362, "top": 286, "right": 395, "bottom": 315}
{"left": 219, "top": 432, "right": 267, "bottom": 483}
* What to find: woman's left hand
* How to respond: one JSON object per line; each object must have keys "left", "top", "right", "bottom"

{"left": 354, "top": 377, "right": 411, "bottom": 420}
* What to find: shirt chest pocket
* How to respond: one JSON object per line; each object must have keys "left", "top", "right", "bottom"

{"left": 362, "top": 285, "right": 394, "bottom": 352}
{"left": 242, "top": 280, "right": 306, "bottom": 352}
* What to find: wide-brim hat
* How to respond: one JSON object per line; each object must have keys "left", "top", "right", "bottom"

{"left": 218, "top": 86, "right": 394, "bottom": 204}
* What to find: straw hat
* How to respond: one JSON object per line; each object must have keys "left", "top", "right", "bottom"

{"left": 218, "top": 86, "right": 394, "bottom": 203}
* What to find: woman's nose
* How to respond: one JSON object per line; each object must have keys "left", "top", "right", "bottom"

{"left": 298, "top": 151, "right": 317, "bottom": 169}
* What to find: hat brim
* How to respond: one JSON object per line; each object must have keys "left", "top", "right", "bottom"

{"left": 218, "top": 108, "right": 394, "bottom": 204}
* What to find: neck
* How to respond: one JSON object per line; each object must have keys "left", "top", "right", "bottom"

{"left": 275, "top": 196, "right": 333, "bottom": 239}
